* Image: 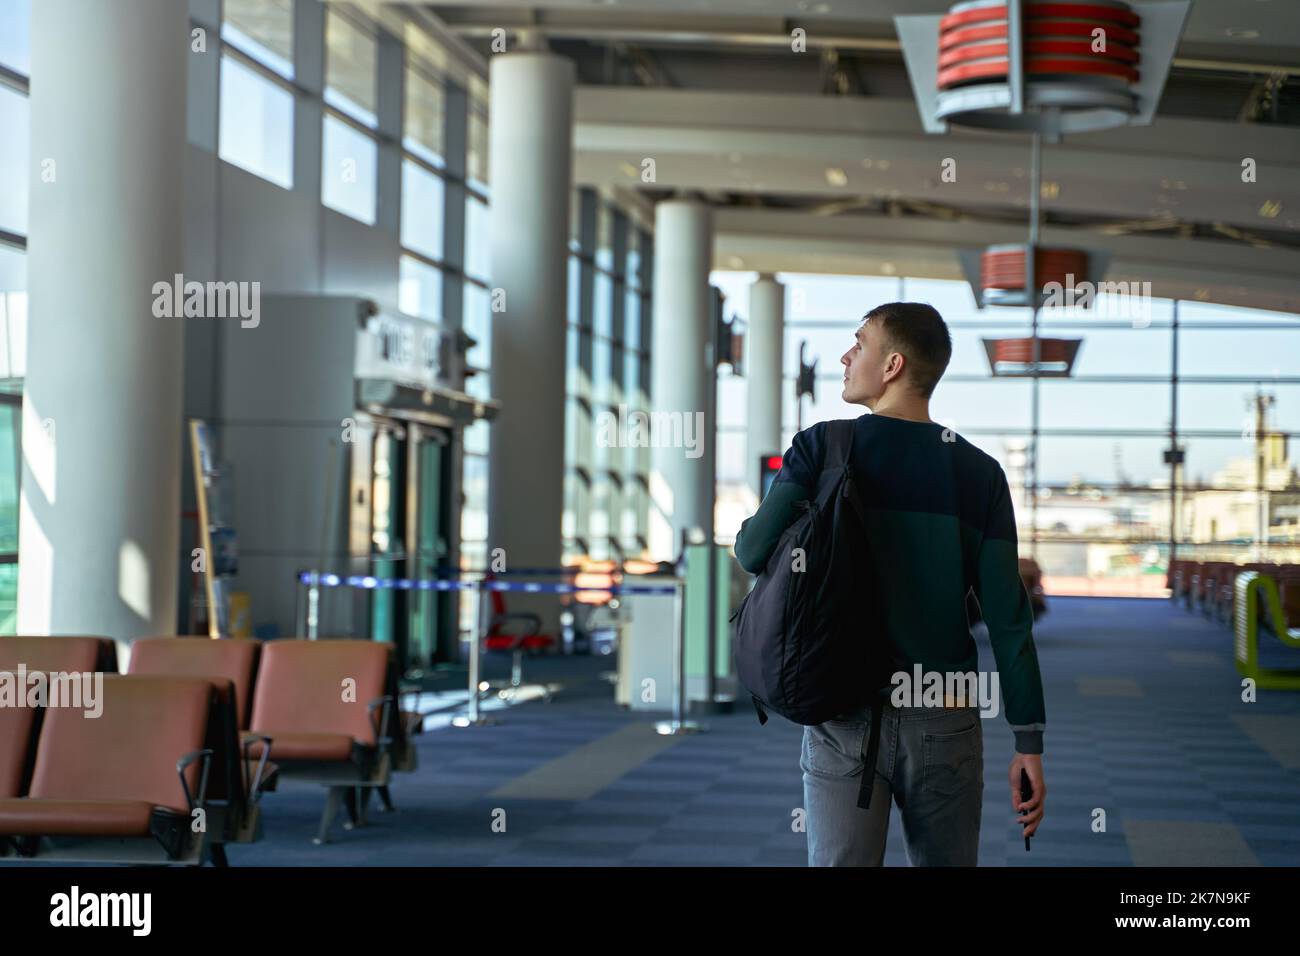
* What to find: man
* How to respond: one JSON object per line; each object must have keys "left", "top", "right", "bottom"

{"left": 733, "top": 302, "right": 1046, "bottom": 866}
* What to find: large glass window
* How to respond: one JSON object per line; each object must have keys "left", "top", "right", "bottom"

{"left": 467, "top": 108, "right": 489, "bottom": 192}
{"left": 400, "top": 161, "right": 445, "bottom": 261}
{"left": 0, "top": 245, "right": 24, "bottom": 381}
{"left": 0, "top": 0, "right": 30, "bottom": 76}
{"left": 464, "top": 195, "right": 490, "bottom": 282}
{"left": 723, "top": 271, "right": 1300, "bottom": 596}
{"left": 462, "top": 281, "right": 491, "bottom": 370}
{"left": 0, "top": 243, "right": 19, "bottom": 633}
{"left": 403, "top": 64, "right": 445, "bottom": 168}
{"left": 324, "top": 9, "right": 377, "bottom": 127}
{"left": 563, "top": 191, "right": 653, "bottom": 559}
{"left": 0, "top": 0, "right": 28, "bottom": 635}
{"left": 222, "top": 0, "right": 294, "bottom": 80}
{"left": 0, "top": 394, "right": 16, "bottom": 633}
{"left": 0, "top": 85, "right": 28, "bottom": 235}
{"left": 398, "top": 255, "right": 443, "bottom": 322}
{"left": 321, "top": 114, "right": 377, "bottom": 224}
{"left": 218, "top": 55, "right": 294, "bottom": 189}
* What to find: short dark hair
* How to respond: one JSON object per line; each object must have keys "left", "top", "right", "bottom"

{"left": 863, "top": 302, "right": 952, "bottom": 398}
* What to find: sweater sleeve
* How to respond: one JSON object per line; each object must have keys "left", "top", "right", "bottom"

{"left": 733, "top": 423, "right": 824, "bottom": 575}
{"left": 974, "top": 467, "right": 1047, "bottom": 755}
{"left": 734, "top": 481, "right": 809, "bottom": 574}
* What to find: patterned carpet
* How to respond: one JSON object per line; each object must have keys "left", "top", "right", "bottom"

{"left": 224, "top": 597, "right": 1300, "bottom": 867}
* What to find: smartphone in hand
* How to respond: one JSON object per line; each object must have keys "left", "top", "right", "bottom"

{"left": 1020, "top": 767, "right": 1033, "bottom": 851}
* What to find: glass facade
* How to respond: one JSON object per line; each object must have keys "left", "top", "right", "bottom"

{"left": 321, "top": 113, "right": 377, "bottom": 224}
{"left": 0, "top": 84, "right": 28, "bottom": 235}
{"left": 0, "top": 0, "right": 31, "bottom": 77}
{"left": 324, "top": 8, "right": 377, "bottom": 127}
{"left": 222, "top": 0, "right": 294, "bottom": 79}
{"left": 712, "top": 271, "right": 1300, "bottom": 597}
{"left": 219, "top": 46, "right": 294, "bottom": 189}
{"left": 321, "top": 9, "right": 378, "bottom": 222}
{"left": 564, "top": 189, "right": 653, "bottom": 561}
{"left": 0, "top": 0, "right": 26, "bottom": 630}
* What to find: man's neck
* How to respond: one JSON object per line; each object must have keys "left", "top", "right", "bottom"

{"left": 868, "top": 394, "right": 933, "bottom": 423}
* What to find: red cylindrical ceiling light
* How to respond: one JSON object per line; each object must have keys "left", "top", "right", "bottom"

{"left": 983, "top": 336, "right": 1082, "bottom": 376}
{"left": 980, "top": 243, "right": 1090, "bottom": 305}
{"left": 933, "top": 0, "right": 1145, "bottom": 133}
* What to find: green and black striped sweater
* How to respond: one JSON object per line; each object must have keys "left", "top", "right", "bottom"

{"left": 734, "top": 413, "right": 1046, "bottom": 754}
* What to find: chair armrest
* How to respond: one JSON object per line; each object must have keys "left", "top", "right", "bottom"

{"left": 177, "top": 748, "right": 215, "bottom": 814}
{"left": 368, "top": 695, "right": 395, "bottom": 753}
{"left": 241, "top": 735, "right": 274, "bottom": 803}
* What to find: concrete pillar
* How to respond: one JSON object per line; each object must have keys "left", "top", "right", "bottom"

{"left": 486, "top": 53, "right": 574, "bottom": 604}
{"left": 648, "top": 200, "right": 715, "bottom": 560}
{"left": 20, "top": 0, "right": 187, "bottom": 642}
{"left": 746, "top": 274, "right": 785, "bottom": 497}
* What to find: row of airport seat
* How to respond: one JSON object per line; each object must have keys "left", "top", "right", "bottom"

{"left": 0, "top": 635, "right": 421, "bottom": 866}
{"left": 1167, "top": 559, "right": 1300, "bottom": 630}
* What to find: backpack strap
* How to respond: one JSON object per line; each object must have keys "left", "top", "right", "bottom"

{"left": 821, "top": 419, "right": 869, "bottom": 529}
{"left": 821, "top": 419, "right": 856, "bottom": 473}
{"left": 856, "top": 692, "right": 885, "bottom": 810}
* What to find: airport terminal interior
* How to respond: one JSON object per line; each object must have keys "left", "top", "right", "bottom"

{"left": 0, "top": 0, "right": 1299, "bottom": 869}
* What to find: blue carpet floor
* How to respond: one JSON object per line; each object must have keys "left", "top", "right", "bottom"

{"left": 224, "top": 597, "right": 1300, "bottom": 866}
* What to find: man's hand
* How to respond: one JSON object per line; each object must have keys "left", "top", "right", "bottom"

{"left": 1010, "top": 753, "right": 1045, "bottom": 838}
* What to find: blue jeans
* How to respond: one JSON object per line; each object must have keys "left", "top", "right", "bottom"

{"left": 801, "top": 702, "right": 984, "bottom": 866}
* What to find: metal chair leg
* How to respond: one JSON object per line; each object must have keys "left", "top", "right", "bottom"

{"left": 342, "top": 786, "right": 358, "bottom": 830}
{"left": 314, "top": 786, "right": 344, "bottom": 845}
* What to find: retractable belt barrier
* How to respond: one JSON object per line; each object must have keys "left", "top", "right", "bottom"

{"left": 292, "top": 568, "right": 693, "bottom": 732}
{"left": 294, "top": 571, "right": 677, "bottom": 595}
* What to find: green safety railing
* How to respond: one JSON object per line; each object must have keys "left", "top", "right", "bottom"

{"left": 1234, "top": 572, "right": 1300, "bottom": 691}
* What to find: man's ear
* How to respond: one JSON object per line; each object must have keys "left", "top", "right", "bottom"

{"left": 883, "top": 350, "right": 906, "bottom": 385}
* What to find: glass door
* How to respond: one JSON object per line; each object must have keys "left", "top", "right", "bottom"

{"left": 405, "top": 425, "right": 448, "bottom": 675}
{"left": 369, "top": 422, "right": 404, "bottom": 647}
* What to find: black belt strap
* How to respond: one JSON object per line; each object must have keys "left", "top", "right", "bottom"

{"left": 856, "top": 692, "right": 884, "bottom": 810}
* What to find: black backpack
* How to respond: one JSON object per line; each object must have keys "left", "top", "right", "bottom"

{"left": 732, "top": 418, "right": 892, "bottom": 809}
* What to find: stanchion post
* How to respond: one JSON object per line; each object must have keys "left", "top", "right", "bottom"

{"left": 453, "top": 577, "right": 498, "bottom": 728}
{"left": 656, "top": 534, "right": 706, "bottom": 736}
{"left": 294, "top": 572, "right": 306, "bottom": 638}
{"left": 307, "top": 570, "right": 320, "bottom": 641}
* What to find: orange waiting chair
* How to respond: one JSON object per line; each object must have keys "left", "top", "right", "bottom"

{"left": 0, "top": 637, "right": 116, "bottom": 804}
{"left": 244, "top": 639, "right": 394, "bottom": 844}
{"left": 0, "top": 675, "right": 216, "bottom": 864}
{"left": 128, "top": 637, "right": 276, "bottom": 862}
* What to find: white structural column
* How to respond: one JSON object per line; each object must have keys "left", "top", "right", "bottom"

{"left": 486, "top": 53, "right": 574, "bottom": 591}
{"left": 648, "top": 199, "right": 715, "bottom": 560}
{"left": 746, "top": 273, "right": 785, "bottom": 498}
{"left": 20, "top": 0, "right": 187, "bottom": 641}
